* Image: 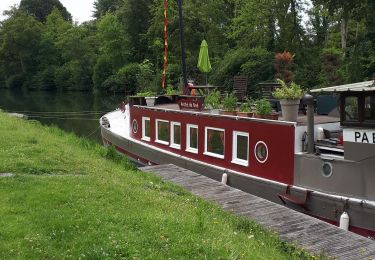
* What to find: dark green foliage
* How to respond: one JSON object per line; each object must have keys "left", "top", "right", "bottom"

{"left": 93, "top": 56, "right": 114, "bottom": 90}
{"left": 117, "top": 63, "right": 140, "bottom": 94}
{"left": 2, "top": 0, "right": 375, "bottom": 93}
{"left": 101, "top": 75, "right": 124, "bottom": 93}
{"left": 5, "top": 74, "right": 26, "bottom": 89}
{"left": 30, "top": 67, "right": 56, "bottom": 90}
{"left": 93, "top": 0, "right": 123, "bottom": 18}
{"left": 19, "top": 0, "right": 72, "bottom": 22}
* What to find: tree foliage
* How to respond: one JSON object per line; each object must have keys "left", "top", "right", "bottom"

{"left": 19, "top": 0, "right": 72, "bottom": 22}
{"left": 1, "top": 0, "right": 375, "bottom": 92}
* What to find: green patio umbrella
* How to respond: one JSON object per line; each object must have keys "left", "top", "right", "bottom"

{"left": 197, "top": 39, "right": 212, "bottom": 85}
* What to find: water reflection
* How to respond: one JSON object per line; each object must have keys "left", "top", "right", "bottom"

{"left": 0, "top": 89, "right": 124, "bottom": 142}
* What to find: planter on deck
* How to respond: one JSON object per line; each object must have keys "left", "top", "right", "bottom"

{"left": 237, "top": 111, "right": 254, "bottom": 117}
{"left": 145, "top": 97, "right": 157, "bottom": 106}
{"left": 220, "top": 110, "right": 237, "bottom": 116}
{"left": 280, "top": 99, "right": 300, "bottom": 122}
{"left": 255, "top": 112, "right": 279, "bottom": 120}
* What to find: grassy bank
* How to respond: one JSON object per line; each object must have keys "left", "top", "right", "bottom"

{"left": 0, "top": 113, "right": 311, "bottom": 259}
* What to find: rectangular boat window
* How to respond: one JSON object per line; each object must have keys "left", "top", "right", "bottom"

{"left": 344, "top": 96, "right": 359, "bottom": 121}
{"left": 232, "top": 131, "right": 249, "bottom": 166}
{"left": 170, "top": 122, "right": 181, "bottom": 149}
{"left": 156, "top": 119, "right": 169, "bottom": 145}
{"left": 204, "top": 127, "right": 225, "bottom": 159}
{"left": 142, "top": 117, "right": 150, "bottom": 141}
{"left": 364, "top": 94, "right": 375, "bottom": 122}
{"left": 186, "top": 124, "right": 198, "bottom": 153}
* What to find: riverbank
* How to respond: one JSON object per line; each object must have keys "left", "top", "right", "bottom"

{"left": 0, "top": 113, "right": 312, "bottom": 259}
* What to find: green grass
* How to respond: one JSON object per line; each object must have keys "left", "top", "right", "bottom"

{"left": 0, "top": 113, "right": 313, "bottom": 259}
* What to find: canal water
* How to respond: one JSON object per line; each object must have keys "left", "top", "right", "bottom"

{"left": 0, "top": 89, "right": 125, "bottom": 143}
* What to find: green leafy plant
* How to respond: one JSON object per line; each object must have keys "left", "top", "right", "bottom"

{"left": 273, "top": 79, "right": 303, "bottom": 100}
{"left": 136, "top": 91, "right": 157, "bottom": 97}
{"left": 165, "top": 86, "right": 181, "bottom": 95}
{"left": 204, "top": 89, "right": 221, "bottom": 109}
{"left": 239, "top": 98, "right": 254, "bottom": 112}
{"left": 136, "top": 59, "right": 155, "bottom": 92}
{"left": 255, "top": 98, "right": 272, "bottom": 116}
{"left": 222, "top": 92, "right": 237, "bottom": 111}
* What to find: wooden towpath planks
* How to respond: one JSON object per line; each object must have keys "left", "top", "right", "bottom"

{"left": 141, "top": 164, "right": 375, "bottom": 259}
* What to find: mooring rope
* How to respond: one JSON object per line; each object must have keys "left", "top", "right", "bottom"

{"left": 3, "top": 110, "right": 107, "bottom": 115}
{"left": 26, "top": 115, "right": 100, "bottom": 121}
{"left": 84, "top": 126, "right": 101, "bottom": 138}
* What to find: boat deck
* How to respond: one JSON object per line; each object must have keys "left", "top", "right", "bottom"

{"left": 141, "top": 164, "right": 375, "bottom": 259}
{"left": 140, "top": 104, "right": 340, "bottom": 125}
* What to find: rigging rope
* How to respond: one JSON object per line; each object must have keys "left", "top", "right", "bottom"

{"left": 161, "top": 0, "right": 168, "bottom": 90}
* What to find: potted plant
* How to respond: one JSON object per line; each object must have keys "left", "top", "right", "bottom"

{"left": 255, "top": 98, "right": 278, "bottom": 120}
{"left": 165, "top": 85, "right": 181, "bottom": 102}
{"left": 273, "top": 79, "right": 303, "bottom": 122}
{"left": 136, "top": 91, "right": 157, "bottom": 106}
{"left": 220, "top": 92, "right": 237, "bottom": 116}
{"left": 204, "top": 89, "right": 221, "bottom": 114}
{"left": 237, "top": 98, "right": 254, "bottom": 117}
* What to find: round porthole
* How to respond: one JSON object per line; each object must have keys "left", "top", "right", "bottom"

{"left": 132, "top": 119, "right": 138, "bottom": 134}
{"left": 254, "top": 141, "right": 268, "bottom": 163}
{"left": 322, "top": 162, "right": 333, "bottom": 178}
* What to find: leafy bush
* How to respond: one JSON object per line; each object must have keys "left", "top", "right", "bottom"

{"left": 136, "top": 59, "right": 155, "bottom": 92}
{"left": 55, "top": 61, "right": 91, "bottom": 90}
{"left": 30, "top": 67, "right": 56, "bottom": 90}
{"left": 222, "top": 92, "right": 237, "bottom": 111}
{"left": 239, "top": 98, "right": 254, "bottom": 112}
{"left": 6, "top": 74, "right": 26, "bottom": 89}
{"left": 117, "top": 63, "right": 140, "bottom": 94}
{"left": 101, "top": 74, "right": 123, "bottom": 92}
{"left": 165, "top": 86, "right": 181, "bottom": 95}
{"left": 166, "top": 63, "right": 181, "bottom": 87}
{"left": 255, "top": 99, "right": 272, "bottom": 115}
{"left": 204, "top": 89, "right": 221, "bottom": 109}
{"left": 93, "top": 56, "right": 114, "bottom": 90}
{"left": 273, "top": 79, "right": 303, "bottom": 100}
{"left": 136, "top": 91, "right": 157, "bottom": 97}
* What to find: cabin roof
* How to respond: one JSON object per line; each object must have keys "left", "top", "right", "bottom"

{"left": 311, "top": 80, "right": 375, "bottom": 93}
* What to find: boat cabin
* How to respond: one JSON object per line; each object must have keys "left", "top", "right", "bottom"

{"left": 311, "top": 80, "right": 375, "bottom": 161}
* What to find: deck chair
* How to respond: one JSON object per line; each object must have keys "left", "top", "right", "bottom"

{"left": 233, "top": 76, "right": 248, "bottom": 102}
{"left": 257, "top": 82, "right": 282, "bottom": 112}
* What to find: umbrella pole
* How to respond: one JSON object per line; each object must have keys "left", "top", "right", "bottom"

{"left": 206, "top": 73, "right": 208, "bottom": 86}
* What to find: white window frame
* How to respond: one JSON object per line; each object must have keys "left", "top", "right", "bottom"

{"left": 204, "top": 127, "right": 225, "bottom": 159}
{"left": 142, "top": 117, "right": 150, "bottom": 141}
{"left": 186, "top": 124, "right": 198, "bottom": 154}
{"left": 232, "top": 131, "right": 249, "bottom": 166}
{"left": 170, "top": 122, "right": 181, "bottom": 149}
{"left": 155, "top": 119, "right": 169, "bottom": 145}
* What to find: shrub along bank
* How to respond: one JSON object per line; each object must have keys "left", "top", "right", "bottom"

{"left": 0, "top": 113, "right": 313, "bottom": 259}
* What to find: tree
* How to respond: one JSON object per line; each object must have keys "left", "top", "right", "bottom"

{"left": 19, "top": 0, "right": 72, "bottom": 22}
{"left": 117, "top": 0, "right": 153, "bottom": 62}
{"left": 96, "top": 13, "right": 130, "bottom": 70}
{"left": 0, "top": 11, "right": 43, "bottom": 88}
{"left": 93, "top": 0, "right": 123, "bottom": 18}
{"left": 54, "top": 25, "right": 97, "bottom": 90}
{"left": 320, "top": 0, "right": 366, "bottom": 53}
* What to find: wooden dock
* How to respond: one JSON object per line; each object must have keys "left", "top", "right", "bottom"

{"left": 141, "top": 164, "right": 375, "bottom": 259}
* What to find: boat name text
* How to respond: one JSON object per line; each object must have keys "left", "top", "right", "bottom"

{"left": 343, "top": 129, "right": 375, "bottom": 144}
